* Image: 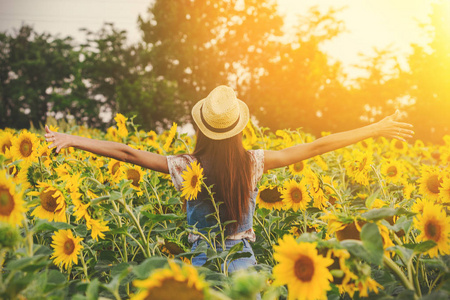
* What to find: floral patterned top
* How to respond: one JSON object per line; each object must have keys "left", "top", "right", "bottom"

{"left": 167, "top": 149, "right": 265, "bottom": 243}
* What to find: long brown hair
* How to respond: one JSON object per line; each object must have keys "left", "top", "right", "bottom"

{"left": 192, "top": 130, "right": 252, "bottom": 234}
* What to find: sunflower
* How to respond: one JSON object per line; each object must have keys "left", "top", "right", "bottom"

{"left": 123, "top": 165, "right": 146, "bottom": 196}
{"left": 439, "top": 175, "right": 450, "bottom": 203}
{"left": 114, "top": 113, "right": 128, "bottom": 138}
{"left": 411, "top": 198, "right": 433, "bottom": 214}
{"left": 106, "top": 126, "right": 120, "bottom": 142}
{"left": 37, "top": 144, "right": 52, "bottom": 168}
{"left": 289, "top": 160, "right": 308, "bottom": 176}
{"left": 273, "top": 235, "right": 333, "bottom": 300}
{"left": 0, "top": 130, "right": 14, "bottom": 155}
{"left": 0, "top": 171, "right": 25, "bottom": 226}
{"left": 256, "top": 184, "right": 284, "bottom": 210}
{"left": 357, "top": 138, "right": 374, "bottom": 153}
{"left": 356, "top": 276, "right": 383, "bottom": 298}
{"left": 380, "top": 159, "right": 405, "bottom": 184}
{"left": 181, "top": 161, "right": 204, "bottom": 201}
{"left": 50, "top": 229, "right": 83, "bottom": 270}
{"left": 86, "top": 218, "right": 109, "bottom": 241}
{"left": 390, "top": 138, "right": 408, "bottom": 155}
{"left": 71, "top": 192, "right": 90, "bottom": 221}
{"left": 414, "top": 203, "right": 450, "bottom": 257}
{"left": 325, "top": 248, "right": 358, "bottom": 293}
{"left": 418, "top": 165, "right": 443, "bottom": 201}
{"left": 131, "top": 260, "right": 208, "bottom": 300}
{"left": 107, "top": 158, "right": 123, "bottom": 180}
{"left": 344, "top": 150, "right": 373, "bottom": 185}
{"left": 11, "top": 130, "right": 39, "bottom": 166}
{"left": 29, "top": 182, "right": 66, "bottom": 222}
{"left": 281, "top": 179, "right": 309, "bottom": 211}
{"left": 242, "top": 121, "right": 257, "bottom": 150}
{"left": 403, "top": 182, "right": 416, "bottom": 200}
{"left": 163, "top": 122, "right": 178, "bottom": 152}
{"left": 335, "top": 220, "right": 366, "bottom": 241}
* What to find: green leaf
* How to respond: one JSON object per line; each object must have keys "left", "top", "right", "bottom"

{"left": 74, "top": 224, "right": 88, "bottom": 237}
{"left": 167, "top": 197, "right": 181, "bottom": 205}
{"left": 362, "top": 207, "right": 416, "bottom": 221}
{"left": 387, "top": 245, "right": 414, "bottom": 262}
{"left": 340, "top": 240, "right": 373, "bottom": 264}
{"left": 360, "top": 223, "right": 384, "bottom": 266}
{"left": 33, "top": 220, "right": 74, "bottom": 233}
{"left": 142, "top": 212, "right": 184, "bottom": 222}
{"left": 6, "top": 255, "right": 51, "bottom": 272}
{"left": 109, "top": 190, "right": 123, "bottom": 202}
{"left": 86, "top": 278, "right": 99, "bottom": 300}
{"left": 404, "top": 240, "right": 437, "bottom": 253}
{"left": 364, "top": 189, "right": 380, "bottom": 209}
{"left": 133, "top": 257, "right": 169, "bottom": 279}
{"left": 227, "top": 241, "right": 244, "bottom": 254}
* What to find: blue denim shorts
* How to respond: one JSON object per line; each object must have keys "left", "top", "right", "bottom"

{"left": 191, "top": 238, "right": 257, "bottom": 272}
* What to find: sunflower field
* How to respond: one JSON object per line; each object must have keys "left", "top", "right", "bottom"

{"left": 1, "top": 115, "right": 449, "bottom": 300}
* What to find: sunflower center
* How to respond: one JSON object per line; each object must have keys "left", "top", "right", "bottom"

{"left": 426, "top": 175, "right": 441, "bottom": 194}
{"left": 358, "top": 157, "right": 368, "bottom": 172}
{"left": 63, "top": 239, "right": 75, "bottom": 255}
{"left": 395, "top": 140, "right": 404, "bottom": 149}
{"left": 143, "top": 278, "right": 204, "bottom": 300}
{"left": 425, "top": 220, "right": 441, "bottom": 242}
{"left": 260, "top": 188, "right": 282, "bottom": 203}
{"left": 328, "top": 196, "right": 337, "bottom": 206}
{"left": 111, "top": 162, "right": 120, "bottom": 175}
{"left": 294, "top": 255, "right": 314, "bottom": 282}
{"left": 41, "top": 190, "right": 58, "bottom": 212}
{"left": 387, "top": 166, "right": 398, "bottom": 177}
{"left": 290, "top": 187, "right": 302, "bottom": 203}
{"left": 8, "top": 166, "right": 18, "bottom": 177}
{"left": 2, "top": 140, "right": 12, "bottom": 153}
{"left": 293, "top": 162, "right": 304, "bottom": 172}
{"left": 0, "top": 187, "right": 14, "bottom": 216}
{"left": 20, "top": 138, "right": 33, "bottom": 157}
{"left": 127, "top": 169, "right": 141, "bottom": 187}
{"left": 190, "top": 175, "right": 198, "bottom": 188}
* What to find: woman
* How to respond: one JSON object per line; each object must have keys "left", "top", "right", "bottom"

{"left": 45, "top": 85, "right": 414, "bottom": 272}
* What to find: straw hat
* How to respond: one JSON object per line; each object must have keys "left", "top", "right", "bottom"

{"left": 191, "top": 85, "right": 249, "bottom": 140}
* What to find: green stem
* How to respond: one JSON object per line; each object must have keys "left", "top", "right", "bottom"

{"left": 203, "top": 183, "right": 226, "bottom": 252}
{"left": 428, "top": 273, "right": 443, "bottom": 293}
{"left": 80, "top": 251, "right": 90, "bottom": 282}
{"left": 144, "top": 179, "right": 165, "bottom": 217}
{"left": 414, "top": 254, "right": 422, "bottom": 297}
{"left": 125, "top": 232, "right": 147, "bottom": 257}
{"left": 383, "top": 255, "right": 418, "bottom": 299}
{"left": 119, "top": 199, "right": 151, "bottom": 258}
{"left": 253, "top": 215, "right": 272, "bottom": 246}
{"left": 371, "top": 165, "right": 389, "bottom": 202}
{"left": 111, "top": 201, "right": 126, "bottom": 261}
{"left": 177, "top": 137, "right": 191, "bottom": 153}
{"left": 22, "top": 213, "right": 33, "bottom": 256}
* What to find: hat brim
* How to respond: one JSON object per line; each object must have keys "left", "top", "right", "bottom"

{"left": 191, "top": 98, "right": 250, "bottom": 140}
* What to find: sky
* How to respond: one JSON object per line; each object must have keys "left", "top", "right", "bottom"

{"left": 0, "top": 0, "right": 434, "bottom": 78}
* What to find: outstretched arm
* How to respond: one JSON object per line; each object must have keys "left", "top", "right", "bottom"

{"left": 264, "top": 110, "right": 414, "bottom": 172}
{"left": 45, "top": 125, "right": 169, "bottom": 173}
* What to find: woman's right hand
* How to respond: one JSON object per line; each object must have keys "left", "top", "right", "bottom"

{"left": 45, "top": 125, "right": 72, "bottom": 153}
{"left": 373, "top": 110, "right": 414, "bottom": 142}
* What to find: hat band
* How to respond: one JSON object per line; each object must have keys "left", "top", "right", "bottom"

{"left": 200, "top": 105, "right": 240, "bottom": 133}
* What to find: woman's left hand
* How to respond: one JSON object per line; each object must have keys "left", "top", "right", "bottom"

{"left": 374, "top": 110, "right": 414, "bottom": 142}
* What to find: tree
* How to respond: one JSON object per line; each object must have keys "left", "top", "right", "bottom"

{"left": 245, "top": 6, "right": 350, "bottom": 134}
{"left": 0, "top": 25, "right": 91, "bottom": 129}
{"left": 403, "top": 1, "right": 450, "bottom": 143}
{"left": 80, "top": 24, "right": 178, "bottom": 130}
{"left": 139, "top": 0, "right": 284, "bottom": 123}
